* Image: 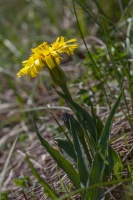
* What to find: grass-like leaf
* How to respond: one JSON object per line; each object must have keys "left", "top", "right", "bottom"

{"left": 63, "top": 112, "right": 92, "bottom": 165}
{"left": 33, "top": 120, "right": 81, "bottom": 190}
{"left": 86, "top": 91, "right": 122, "bottom": 199}
{"left": 99, "top": 92, "right": 122, "bottom": 151}
{"left": 56, "top": 138, "right": 77, "bottom": 162}
{"left": 26, "top": 155, "right": 58, "bottom": 199}
{"left": 54, "top": 89, "right": 97, "bottom": 154}
{"left": 68, "top": 114, "right": 90, "bottom": 188}
{"left": 110, "top": 147, "right": 123, "bottom": 179}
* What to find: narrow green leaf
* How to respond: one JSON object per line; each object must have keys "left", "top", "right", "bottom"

{"left": 26, "top": 155, "right": 58, "bottom": 199}
{"left": 85, "top": 153, "right": 105, "bottom": 200}
{"left": 99, "top": 92, "right": 122, "bottom": 151}
{"left": 50, "top": 111, "right": 73, "bottom": 145}
{"left": 95, "top": 116, "right": 123, "bottom": 178}
{"left": 54, "top": 89, "right": 97, "bottom": 154}
{"left": 95, "top": 115, "right": 104, "bottom": 135}
{"left": 110, "top": 147, "right": 123, "bottom": 179}
{"left": 63, "top": 113, "right": 92, "bottom": 165}
{"left": 54, "top": 89, "right": 96, "bottom": 137}
{"left": 56, "top": 138, "right": 77, "bottom": 162}
{"left": 33, "top": 120, "right": 80, "bottom": 189}
{"left": 104, "top": 145, "right": 114, "bottom": 177}
{"left": 68, "top": 114, "right": 90, "bottom": 188}
{"left": 86, "top": 92, "right": 122, "bottom": 200}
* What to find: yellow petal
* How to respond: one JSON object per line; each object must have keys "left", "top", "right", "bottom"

{"left": 66, "top": 38, "right": 77, "bottom": 43}
{"left": 60, "top": 36, "right": 65, "bottom": 45}
{"left": 54, "top": 56, "right": 60, "bottom": 65}
{"left": 45, "top": 55, "right": 55, "bottom": 69}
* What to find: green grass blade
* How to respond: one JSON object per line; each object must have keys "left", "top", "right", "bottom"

{"left": 68, "top": 114, "right": 90, "bottom": 187}
{"left": 95, "top": 115, "right": 123, "bottom": 178}
{"left": 54, "top": 89, "right": 97, "bottom": 153}
{"left": 86, "top": 91, "right": 122, "bottom": 199}
{"left": 56, "top": 138, "right": 77, "bottom": 162}
{"left": 99, "top": 91, "right": 122, "bottom": 151}
{"left": 33, "top": 120, "right": 80, "bottom": 189}
{"left": 95, "top": 115, "right": 104, "bottom": 135}
{"left": 72, "top": 0, "right": 112, "bottom": 108}
{"left": 101, "top": 20, "right": 133, "bottom": 130}
{"left": 109, "top": 146, "right": 123, "bottom": 179}
{"left": 50, "top": 111, "right": 73, "bottom": 145}
{"left": 26, "top": 155, "right": 58, "bottom": 199}
{"left": 63, "top": 113, "right": 92, "bottom": 165}
{"left": 75, "top": 0, "right": 101, "bottom": 28}
{"left": 104, "top": 145, "right": 115, "bottom": 177}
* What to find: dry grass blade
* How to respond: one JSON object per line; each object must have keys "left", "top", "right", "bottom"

{"left": 0, "top": 134, "right": 20, "bottom": 196}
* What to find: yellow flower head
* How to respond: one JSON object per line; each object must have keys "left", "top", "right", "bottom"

{"left": 17, "top": 37, "right": 78, "bottom": 78}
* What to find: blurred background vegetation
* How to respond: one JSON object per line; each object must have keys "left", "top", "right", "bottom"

{"left": 0, "top": 0, "right": 133, "bottom": 199}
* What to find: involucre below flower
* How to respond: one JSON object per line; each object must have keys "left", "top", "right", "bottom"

{"left": 17, "top": 37, "right": 78, "bottom": 78}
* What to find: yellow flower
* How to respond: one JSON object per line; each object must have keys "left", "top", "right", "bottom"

{"left": 17, "top": 55, "right": 44, "bottom": 78}
{"left": 17, "top": 37, "right": 78, "bottom": 78}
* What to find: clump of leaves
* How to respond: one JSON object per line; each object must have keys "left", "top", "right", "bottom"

{"left": 31, "top": 89, "right": 123, "bottom": 199}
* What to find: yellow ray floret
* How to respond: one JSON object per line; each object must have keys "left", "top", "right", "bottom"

{"left": 17, "top": 37, "right": 78, "bottom": 78}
